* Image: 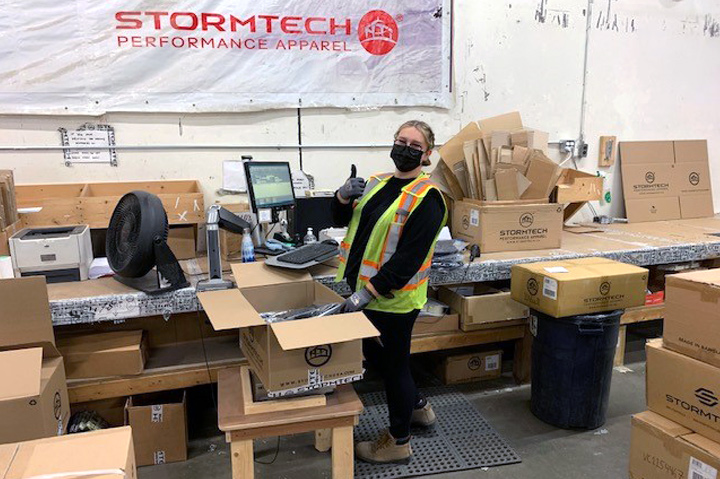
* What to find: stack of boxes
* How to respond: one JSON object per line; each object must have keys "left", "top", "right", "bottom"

{"left": 630, "top": 269, "right": 720, "bottom": 478}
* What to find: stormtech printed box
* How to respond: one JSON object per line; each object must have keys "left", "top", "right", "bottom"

{"left": 619, "top": 140, "right": 713, "bottom": 222}
{"left": 663, "top": 269, "right": 720, "bottom": 368}
{"left": 510, "top": 257, "right": 648, "bottom": 318}
{"left": 451, "top": 199, "right": 563, "bottom": 253}
{"left": 647, "top": 339, "right": 720, "bottom": 445}
{"left": 197, "top": 263, "right": 379, "bottom": 397}
{"left": 630, "top": 411, "right": 720, "bottom": 479}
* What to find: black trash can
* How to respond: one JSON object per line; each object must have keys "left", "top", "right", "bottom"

{"left": 530, "top": 309, "right": 623, "bottom": 430}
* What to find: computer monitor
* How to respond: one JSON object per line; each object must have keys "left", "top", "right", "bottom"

{"left": 244, "top": 161, "right": 295, "bottom": 213}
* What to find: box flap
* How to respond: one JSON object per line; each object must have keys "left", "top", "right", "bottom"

{"left": 197, "top": 289, "right": 265, "bottom": 330}
{"left": 57, "top": 330, "right": 143, "bottom": 356}
{"left": 619, "top": 141, "right": 675, "bottom": 164}
{"left": 0, "top": 348, "right": 42, "bottom": 400}
{"left": 0, "top": 277, "right": 56, "bottom": 353}
{"left": 632, "top": 410, "right": 692, "bottom": 439}
{"left": 270, "top": 313, "right": 379, "bottom": 351}
{"left": 0, "top": 444, "right": 16, "bottom": 476}
{"left": 667, "top": 269, "right": 720, "bottom": 301}
{"left": 5, "top": 426, "right": 133, "bottom": 478}
{"left": 674, "top": 140, "right": 708, "bottom": 163}
{"left": 478, "top": 112, "right": 523, "bottom": 132}
{"left": 684, "top": 432, "right": 720, "bottom": 459}
{"left": 231, "top": 262, "right": 312, "bottom": 289}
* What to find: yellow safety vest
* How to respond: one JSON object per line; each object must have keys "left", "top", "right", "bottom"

{"left": 336, "top": 172, "right": 447, "bottom": 313}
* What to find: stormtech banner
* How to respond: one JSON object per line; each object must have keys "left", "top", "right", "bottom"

{"left": 0, "top": 0, "right": 451, "bottom": 114}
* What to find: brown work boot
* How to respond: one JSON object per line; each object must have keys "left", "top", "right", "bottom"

{"left": 411, "top": 401, "right": 437, "bottom": 427}
{"left": 355, "top": 429, "right": 412, "bottom": 465}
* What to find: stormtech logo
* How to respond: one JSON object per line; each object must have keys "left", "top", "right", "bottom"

{"left": 665, "top": 387, "right": 720, "bottom": 423}
{"left": 599, "top": 282, "right": 611, "bottom": 296}
{"left": 305, "top": 345, "right": 332, "bottom": 367}
{"left": 696, "top": 388, "right": 719, "bottom": 407}
{"left": 519, "top": 213, "right": 534, "bottom": 228}
{"left": 467, "top": 356, "right": 482, "bottom": 371}
{"left": 500, "top": 213, "right": 547, "bottom": 238}
{"left": 634, "top": 171, "right": 669, "bottom": 191}
{"left": 689, "top": 171, "right": 701, "bottom": 186}
{"left": 527, "top": 278, "right": 539, "bottom": 296}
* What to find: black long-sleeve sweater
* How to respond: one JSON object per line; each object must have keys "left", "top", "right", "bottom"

{"left": 331, "top": 176, "right": 446, "bottom": 295}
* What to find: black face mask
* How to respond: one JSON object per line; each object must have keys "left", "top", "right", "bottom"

{"left": 391, "top": 144, "right": 425, "bottom": 172}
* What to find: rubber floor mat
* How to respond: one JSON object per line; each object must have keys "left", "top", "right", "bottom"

{"left": 354, "top": 386, "right": 521, "bottom": 478}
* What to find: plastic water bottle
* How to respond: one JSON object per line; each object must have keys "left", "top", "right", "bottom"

{"left": 241, "top": 228, "right": 255, "bottom": 263}
{"left": 304, "top": 227, "right": 318, "bottom": 245}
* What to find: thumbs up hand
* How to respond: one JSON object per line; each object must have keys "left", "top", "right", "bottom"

{"left": 337, "top": 164, "right": 366, "bottom": 204}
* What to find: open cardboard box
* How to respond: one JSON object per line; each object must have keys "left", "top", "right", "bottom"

{"left": 439, "top": 284, "right": 529, "bottom": 331}
{"left": 0, "top": 426, "right": 136, "bottom": 479}
{"left": 0, "top": 277, "right": 70, "bottom": 444}
{"left": 197, "top": 263, "right": 379, "bottom": 397}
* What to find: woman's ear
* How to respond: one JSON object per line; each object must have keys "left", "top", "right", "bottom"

{"left": 422, "top": 150, "right": 432, "bottom": 166}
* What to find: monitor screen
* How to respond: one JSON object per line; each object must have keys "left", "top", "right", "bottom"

{"left": 245, "top": 161, "right": 295, "bottom": 210}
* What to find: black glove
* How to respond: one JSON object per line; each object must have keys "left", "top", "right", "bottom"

{"left": 339, "top": 287, "right": 374, "bottom": 313}
{"left": 338, "top": 164, "right": 366, "bottom": 202}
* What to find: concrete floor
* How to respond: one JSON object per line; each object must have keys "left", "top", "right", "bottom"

{"left": 138, "top": 360, "right": 646, "bottom": 479}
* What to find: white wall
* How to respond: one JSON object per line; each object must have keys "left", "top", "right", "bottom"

{"left": 1, "top": 0, "right": 719, "bottom": 220}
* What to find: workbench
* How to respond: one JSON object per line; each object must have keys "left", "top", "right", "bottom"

{"left": 52, "top": 216, "right": 720, "bottom": 404}
{"left": 48, "top": 217, "right": 720, "bottom": 326}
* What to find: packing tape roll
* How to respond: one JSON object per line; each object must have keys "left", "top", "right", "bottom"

{"left": 0, "top": 256, "right": 14, "bottom": 279}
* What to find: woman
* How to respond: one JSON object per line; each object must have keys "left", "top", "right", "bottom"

{"left": 332, "top": 120, "right": 447, "bottom": 464}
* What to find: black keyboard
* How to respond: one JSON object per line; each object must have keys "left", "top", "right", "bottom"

{"left": 276, "top": 243, "right": 339, "bottom": 265}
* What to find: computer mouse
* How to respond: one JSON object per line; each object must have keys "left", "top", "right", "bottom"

{"left": 322, "top": 239, "right": 339, "bottom": 247}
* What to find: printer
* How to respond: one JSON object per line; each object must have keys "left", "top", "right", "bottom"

{"left": 9, "top": 225, "right": 93, "bottom": 283}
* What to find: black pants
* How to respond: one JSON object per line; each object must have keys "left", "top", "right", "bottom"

{"left": 363, "top": 308, "right": 422, "bottom": 439}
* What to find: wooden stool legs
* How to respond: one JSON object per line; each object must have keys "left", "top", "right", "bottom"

{"left": 314, "top": 428, "right": 332, "bottom": 452}
{"left": 231, "top": 440, "right": 254, "bottom": 479}
{"left": 331, "top": 425, "right": 354, "bottom": 479}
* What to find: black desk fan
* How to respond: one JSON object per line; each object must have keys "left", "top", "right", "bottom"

{"left": 106, "top": 191, "right": 189, "bottom": 294}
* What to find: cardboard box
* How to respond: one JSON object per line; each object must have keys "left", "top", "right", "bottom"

{"left": 0, "top": 426, "right": 136, "bottom": 479}
{"left": 0, "top": 220, "right": 21, "bottom": 256}
{"left": 521, "top": 151, "right": 563, "bottom": 200}
{"left": 619, "top": 140, "right": 714, "bottom": 222}
{"left": 167, "top": 225, "right": 196, "bottom": 260}
{"left": 554, "top": 169, "right": 603, "bottom": 204}
{"left": 57, "top": 330, "right": 149, "bottom": 380}
{"left": 126, "top": 391, "right": 187, "bottom": 466}
{"left": 439, "top": 285, "right": 529, "bottom": 331}
{"left": 511, "top": 129, "right": 549, "bottom": 155}
{"left": 0, "top": 170, "right": 18, "bottom": 227}
{"left": 630, "top": 411, "right": 720, "bottom": 479}
{"left": 412, "top": 312, "right": 459, "bottom": 336}
{"left": 197, "top": 263, "right": 379, "bottom": 397}
{"left": 0, "top": 277, "right": 70, "bottom": 444}
{"left": 71, "top": 397, "right": 128, "bottom": 427}
{"left": 663, "top": 269, "right": 720, "bottom": 367}
{"left": 452, "top": 199, "right": 563, "bottom": 253}
{"left": 511, "top": 257, "right": 648, "bottom": 318}
{"left": 435, "top": 350, "right": 503, "bottom": 385}
{"left": 646, "top": 339, "right": 720, "bottom": 445}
